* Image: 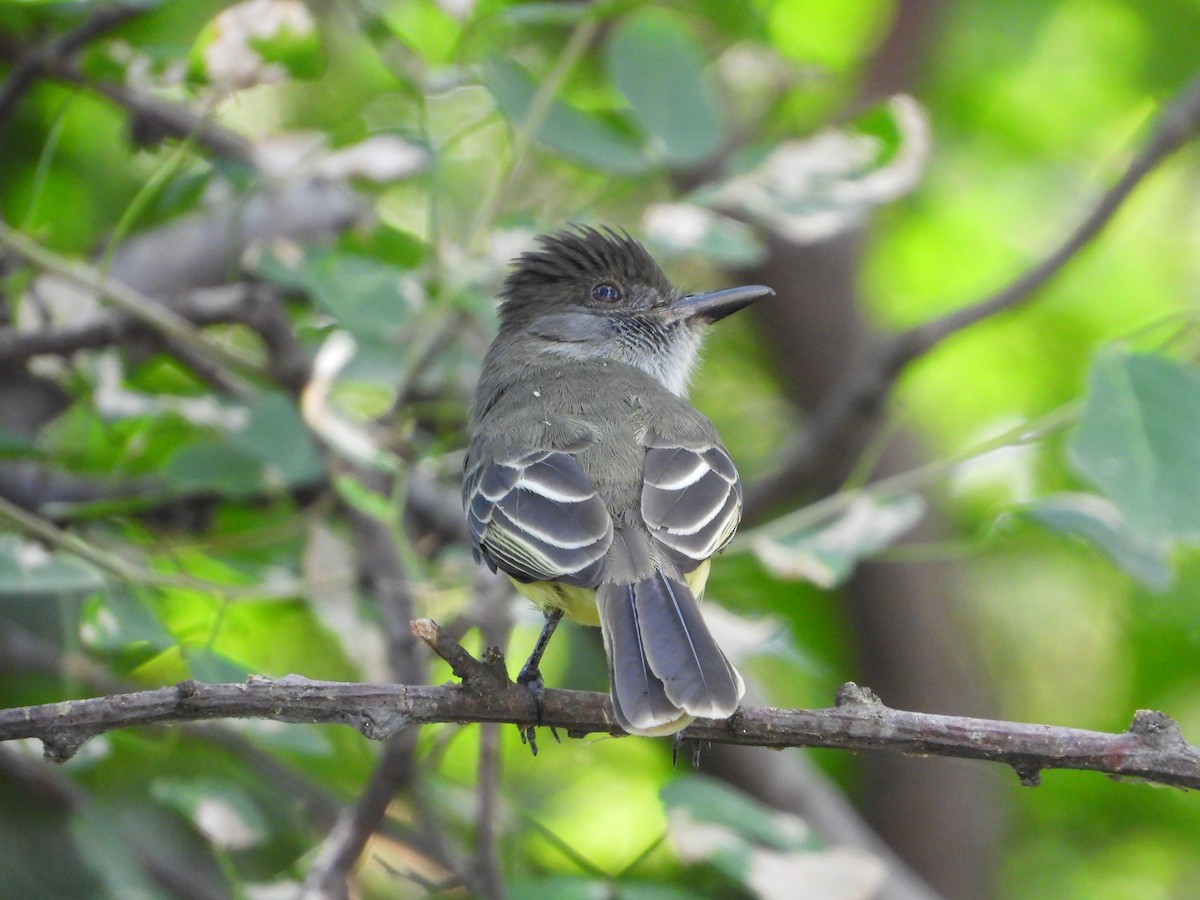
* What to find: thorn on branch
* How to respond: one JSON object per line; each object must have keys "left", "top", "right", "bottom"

{"left": 351, "top": 709, "right": 410, "bottom": 742}
{"left": 176, "top": 679, "right": 200, "bottom": 703}
{"left": 1013, "top": 765, "right": 1043, "bottom": 788}
{"left": 1129, "top": 709, "right": 1186, "bottom": 748}
{"left": 835, "top": 682, "right": 883, "bottom": 708}
{"left": 42, "top": 729, "right": 96, "bottom": 764}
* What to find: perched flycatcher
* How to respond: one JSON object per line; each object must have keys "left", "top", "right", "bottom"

{"left": 464, "top": 226, "right": 773, "bottom": 736}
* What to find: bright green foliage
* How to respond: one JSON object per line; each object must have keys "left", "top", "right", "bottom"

{"left": 1070, "top": 350, "right": 1200, "bottom": 540}
{"left": 3, "top": 1, "right": 1200, "bottom": 898}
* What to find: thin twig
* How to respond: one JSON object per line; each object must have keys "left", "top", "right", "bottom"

{"left": 465, "top": 13, "right": 601, "bottom": 250}
{"left": 301, "top": 734, "right": 417, "bottom": 900}
{"left": 746, "top": 70, "right": 1200, "bottom": 517}
{"left": 473, "top": 572, "right": 514, "bottom": 900}
{"left": 738, "top": 399, "right": 1079, "bottom": 547}
{"left": 0, "top": 493, "right": 305, "bottom": 599}
{"left": 0, "top": 222, "right": 264, "bottom": 380}
{"left": 0, "top": 4, "right": 146, "bottom": 131}
{"left": 301, "top": 484, "right": 433, "bottom": 897}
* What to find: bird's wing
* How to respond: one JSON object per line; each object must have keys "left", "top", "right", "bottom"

{"left": 464, "top": 441, "right": 613, "bottom": 587}
{"left": 640, "top": 429, "right": 742, "bottom": 573}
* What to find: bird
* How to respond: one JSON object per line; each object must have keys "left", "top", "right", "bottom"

{"left": 463, "top": 225, "right": 773, "bottom": 738}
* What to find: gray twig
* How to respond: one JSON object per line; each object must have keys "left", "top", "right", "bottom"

{"left": 746, "top": 70, "right": 1200, "bottom": 516}
{"left": 3, "top": 623, "right": 1198, "bottom": 791}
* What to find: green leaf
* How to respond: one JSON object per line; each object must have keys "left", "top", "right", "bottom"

{"left": 188, "top": 0, "right": 322, "bottom": 85}
{"left": 0, "top": 425, "right": 38, "bottom": 457}
{"left": 1068, "top": 350, "right": 1200, "bottom": 539}
{"left": 248, "top": 17, "right": 323, "bottom": 80}
{"left": 163, "top": 442, "right": 264, "bottom": 496}
{"left": 380, "top": 0, "right": 461, "bottom": 64}
{"left": 333, "top": 473, "right": 394, "bottom": 523}
{"left": 0, "top": 535, "right": 105, "bottom": 598}
{"left": 231, "top": 392, "right": 324, "bottom": 488}
{"left": 1024, "top": 492, "right": 1174, "bottom": 591}
{"left": 186, "top": 647, "right": 251, "bottom": 683}
{"left": 607, "top": 9, "right": 723, "bottom": 165}
{"left": 81, "top": 592, "right": 175, "bottom": 655}
{"left": 750, "top": 494, "right": 925, "bottom": 588}
{"left": 768, "top": 0, "right": 892, "bottom": 71}
{"left": 70, "top": 803, "right": 169, "bottom": 900}
{"left": 151, "top": 778, "right": 268, "bottom": 849}
{"left": 484, "top": 57, "right": 651, "bottom": 174}
{"left": 643, "top": 203, "right": 766, "bottom": 266}
{"left": 662, "top": 774, "right": 816, "bottom": 853}
{"left": 256, "top": 249, "right": 420, "bottom": 338}
{"left": 338, "top": 223, "right": 429, "bottom": 269}
{"left": 509, "top": 877, "right": 696, "bottom": 900}
{"left": 701, "top": 96, "right": 929, "bottom": 244}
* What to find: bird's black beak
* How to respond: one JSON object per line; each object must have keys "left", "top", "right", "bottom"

{"left": 669, "top": 284, "right": 775, "bottom": 324}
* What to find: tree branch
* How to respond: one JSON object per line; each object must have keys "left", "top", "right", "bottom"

{"left": 2, "top": 621, "right": 1197, "bottom": 791}
{"left": 746, "top": 70, "right": 1200, "bottom": 517}
{"left": 0, "top": 3, "right": 146, "bottom": 132}
{"left": 0, "top": 222, "right": 264, "bottom": 383}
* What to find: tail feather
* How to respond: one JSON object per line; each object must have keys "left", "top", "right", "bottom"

{"left": 597, "top": 583, "right": 688, "bottom": 735}
{"left": 596, "top": 573, "right": 744, "bottom": 736}
{"left": 634, "top": 571, "right": 744, "bottom": 718}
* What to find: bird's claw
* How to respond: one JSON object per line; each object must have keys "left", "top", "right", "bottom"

{"left": 516, "top": 665, "right": 560, "bottom": 755}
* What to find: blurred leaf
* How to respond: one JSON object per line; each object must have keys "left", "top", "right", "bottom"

{"left": 1024, "top": 492, "right": 1174, "bottom": 591}
{"left": 337, "top": 223, "right": 429, "bottom": 269}
{"left": 188, "top": 0, "right": 321, "bottom": 87}
{"left": 606, "top": 8, "right": 723, "bottom": 166}
{"left": 643, "top": 203, "right": 765, "bottom": 266}
{"left": 0, "top": 535, "right": 105, "bottom": 598}
{"left": 768, "top": 0, "right": 891, "bottom": 71}
{"left": 129, "top": 645, "right": 190, "bottom": 684}
{"left": 163, "top": 442, "right": 264, "bottom": 496}
{"left": 0, "top": 772, "right": 102, "bottom": 897}
{"left": 663, "top": 776, "right": 885, "bottom": 897}
{"left": 380, "top": 0, "right": 460, "bottom": 64}
{"left": 256, "top": 249, "right": 422, "bottom": 337}
{"left": 151, "top": 778, "right": 268, "bottom": 851}
{"left": 82, "top": 591, "right": 175, "bottom": 655}
{"left": 484, "top": 57, "right": 651, "bottom": 174}
{"left": 0, "top": 425, "right": 38, "bottom": 457}
{"left": 249, "top": 14, "right": 323, "bottom": 80}
{"left": 701, "top": 95, "right": 929, "bottom": 244}
{"left": 662, "top": 775, "right": 815, "bottom": 853}
{"left": 72, "top": 799, "right": 229, "bottom": 899}
{"left": 1069, "top": 350, "right": 1200, "bottom": 540}
{"left": 231, "top": 392, "right": 324, "bottom": 488}
{"left": 509, "top": 877, "right": 697, "bottom": 900}
{"left": 71, "top": 802, "right": 170, "bottom": 900}
{"left": 495, "top": 3, "right": 598, "bottom": 26}
{"left": 186, "top": 647, "right": 252, "bottom": 682}
{"left": 750, "top": 494, "right": 926, "bottom": 588}
{"left": 333, "top": 473, "right": 393, "bottom": 523}
{"left": 217, "top": 599, "right": 358, "bottom": 681}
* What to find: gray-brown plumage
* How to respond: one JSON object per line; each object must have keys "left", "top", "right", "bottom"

{"left": 464, "top": 226, "right": 772, "bottom": 735}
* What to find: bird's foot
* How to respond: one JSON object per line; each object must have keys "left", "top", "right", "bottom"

{"left": 516, "top": 664, "right": 560, "bottom": 756}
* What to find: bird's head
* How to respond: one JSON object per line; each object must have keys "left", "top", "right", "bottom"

{"left": 497, "top": 226, "right": 773, "bottom": 396}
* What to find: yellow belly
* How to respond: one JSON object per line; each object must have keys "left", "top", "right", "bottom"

{"left": 511, "top": 559, "right": 712, "bottom": 627}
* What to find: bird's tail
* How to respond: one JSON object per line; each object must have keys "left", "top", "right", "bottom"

{"left": 596, "top": 571, "right": 745, "bottom": 736}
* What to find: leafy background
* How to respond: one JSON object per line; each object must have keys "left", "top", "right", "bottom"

{"left": 2, "top": 0, "right": 1200, "bottom": 898}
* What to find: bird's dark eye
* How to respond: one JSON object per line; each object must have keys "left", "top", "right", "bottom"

{"left": 591, "top": 282, "right": 623, "bottom": 303}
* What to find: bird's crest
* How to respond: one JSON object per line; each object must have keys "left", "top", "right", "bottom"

{"left": 499, "top": 226, "right": 672, "bottom": 309}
